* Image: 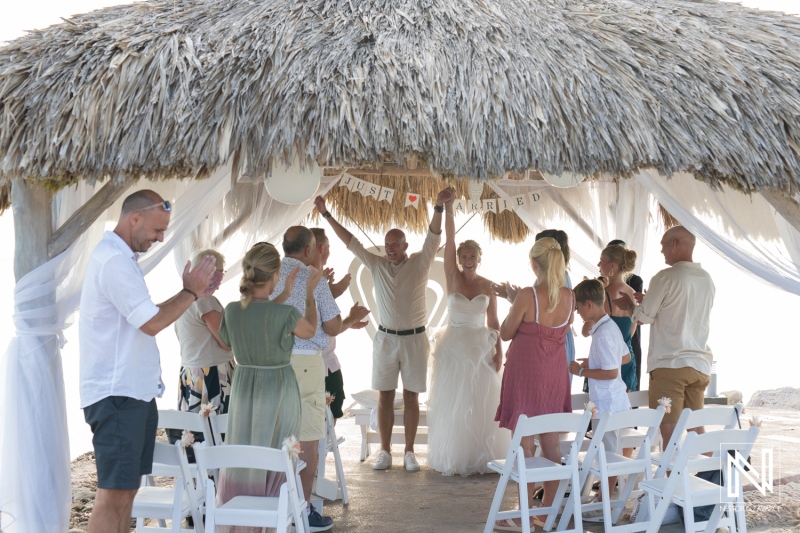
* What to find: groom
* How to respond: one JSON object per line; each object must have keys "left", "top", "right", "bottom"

{"left": 315, "top": 186, "right": 454, "bottom": 470}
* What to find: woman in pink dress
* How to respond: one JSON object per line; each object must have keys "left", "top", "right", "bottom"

{"left": 495, "top": 237, "right": 574, "bottom": 528}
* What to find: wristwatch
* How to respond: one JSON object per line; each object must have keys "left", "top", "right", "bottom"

{"left": 433, "top": 204, "right": 444, "bottom": 213}
{"left": 322, "top": 211, "right": 332, "bottom": 218}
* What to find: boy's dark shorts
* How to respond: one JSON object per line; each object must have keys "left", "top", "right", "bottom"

{"left": 325, "top": 369, "right": 346, "bottom": 419}
{"left": 83, "top": 396, "right": 158, "bottom": 490}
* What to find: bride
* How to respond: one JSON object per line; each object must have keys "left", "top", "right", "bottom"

{"left": 426, "top": 189, "right": 510, "bottom": 476}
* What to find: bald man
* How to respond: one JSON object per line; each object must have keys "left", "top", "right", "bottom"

{"left": 616, "top": 226, "right": 715, "bottom": 446}
{"left": 80, "top": 190, "right": 217, "bottom": 532}
{"left": 315, "top": 187, "right": 454, "bottom": 471}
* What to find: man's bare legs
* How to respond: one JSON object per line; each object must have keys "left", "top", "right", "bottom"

{"left": 403, "top": 389, "right": 419, "bottom": 453}
{"left": 378, "top": 390, "right": 396, "bottom": 452}
{"left": 88, "top": 488, "right": 137, "bottom": 533}
{"left": 298, "top": 440, "right": 320, "bottom": 504}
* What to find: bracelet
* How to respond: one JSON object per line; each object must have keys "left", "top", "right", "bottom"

{"left": 433, "top": 204, "right": 444, "bottom": 213}
{"left": 181, "top": 287, "right": 198, "bottom": 301}
{"left": 305, "top": 298, "right": 316, "bottom": 307}
{"left": 322, "top": 211, "right": 332, "bottom": 218}
{"left": 577, "top": 367, "right": 584, "bottom": 377}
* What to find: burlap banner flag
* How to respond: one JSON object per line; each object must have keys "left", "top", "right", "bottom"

{"left": 452, "top": 198, "right": 466, "bottom": 213}
{"left": 340, "top": 173, "right": 356, "bottom": 191}
{"left": 405, "top": 192, "right": 420, "bottom": 209}
{"left": 482, "top": 198, "right": 498, "bottom": 213}
{"left": 498, "top": 198, "right": 512, "bottom": 213}
{"left": 511, "top": 194, "right": 528, "bottom": 208}
{"left": 365, "top": 183, "right": 381, "bottom": 200}
{"left": 379, "top": 187, "right": 395, "bottom": 203}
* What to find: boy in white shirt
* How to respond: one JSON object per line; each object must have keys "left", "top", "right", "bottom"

{"left": 570, "top": 279, "right": 631, "bottom": 500}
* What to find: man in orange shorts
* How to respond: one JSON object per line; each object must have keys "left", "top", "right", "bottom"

{"left": 617, "top": 226, "right": 715, "bottom": 446}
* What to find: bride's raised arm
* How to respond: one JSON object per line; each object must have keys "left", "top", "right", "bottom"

{"left": 443, "top": 195, "right": 457, "bottom": 295}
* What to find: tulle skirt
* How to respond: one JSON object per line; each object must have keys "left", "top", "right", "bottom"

{"left": 426, "top": 325, "right": 510, "bottom": 476}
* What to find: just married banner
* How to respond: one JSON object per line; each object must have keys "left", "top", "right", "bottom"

{"left": 338, "top": 173, "right": 542, "bottom": 214}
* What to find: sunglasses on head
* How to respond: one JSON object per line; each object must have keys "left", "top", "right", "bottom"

{"left": 140, "top": 200, "right": 172, "bottom": 212}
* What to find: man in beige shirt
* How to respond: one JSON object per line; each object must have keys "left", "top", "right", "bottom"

{"left": 315, "top": 187, "right": 454, "bottom": 471}
{"left": 617, "top": 226, "right": 715, "bottom": 446}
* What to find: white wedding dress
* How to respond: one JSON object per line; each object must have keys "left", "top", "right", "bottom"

{"left": 426, "top": 293, "right": 510, "bottom": 476}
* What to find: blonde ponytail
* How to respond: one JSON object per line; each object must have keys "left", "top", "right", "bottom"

{"left": 529, "top": 238, "right": 565, "bottom": 312}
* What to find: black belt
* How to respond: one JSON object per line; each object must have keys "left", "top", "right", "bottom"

{"left": 378, "top": 325, "right": 426, "bottom": 336}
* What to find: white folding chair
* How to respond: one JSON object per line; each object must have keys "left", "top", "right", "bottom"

{"left": 563, "top": 406, "right": 665, "bottom": 532}
{"left": 314, "top": 406, "right": 348, "bottom": 505}
{"left": 132, "top": 442, "right": 205, "bottom": 533}
{"left": 639, "top": 427, "right": 760, "bottom": 533}
{"left": 195, "top": 444, "right": 308, "bottom": 533}
{"left": 149, "top": 410, "right": 215, "bottom": 486}
{"left": 619, "top": 390, "right": 662, "bottom": 451}
{"left": 484, "top": 411, "right": 592, "bottom": 533}
{"left": 652, "top": 404, "right": 743, "bottom": 478}
{"left": 208, "top": 412, "right": 228, "bottom": 446}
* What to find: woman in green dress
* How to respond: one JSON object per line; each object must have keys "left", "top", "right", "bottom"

{"left": 215, "top": 243, "right": 320, "bottom": 528}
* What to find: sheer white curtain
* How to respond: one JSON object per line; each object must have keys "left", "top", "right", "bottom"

{"left": 489, "top": 178, "right": 652, "bottom": 278}
{"left": 172, "top": 173, "right": 342, "bottom": 280}
{"left": 635, "top": 169, "right": 800, "bottom": 296}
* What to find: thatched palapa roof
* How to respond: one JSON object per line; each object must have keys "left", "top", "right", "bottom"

{"left": 1, "top": 0, "right": 800, "bottom": 196}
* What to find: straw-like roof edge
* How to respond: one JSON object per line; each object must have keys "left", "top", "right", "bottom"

{"left": 1, "top": 0, "right": 799, "bottom": 196}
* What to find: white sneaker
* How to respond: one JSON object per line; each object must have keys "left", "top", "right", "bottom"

{"left": 372, "top": 450, "right": 392, "bottom": 470}
{"left": 404, "top": 451, "right": 420, "bottom": 471}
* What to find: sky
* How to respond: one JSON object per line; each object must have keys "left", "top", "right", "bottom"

{"left": 0, "top": 0, "right": 798, "bottom": 460}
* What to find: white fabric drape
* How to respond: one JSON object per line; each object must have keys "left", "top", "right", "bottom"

{"left": 635, "top": 169, "right": 800, "bottom": 296}
{"left": 489, "top": 178, "right": 652, "bottom": 277}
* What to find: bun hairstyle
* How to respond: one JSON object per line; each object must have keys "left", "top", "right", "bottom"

{"left": 529, "top": 237, "right": 566, "bottom": 312}
{"left": 456, "top": 240, "right": 482, "bottom": 261}
{"left": 602, "top": 244, "right": 637, "bottom": 275}
{"left": 240, "top": 243, "right": 281, "bottom": 309}
{"left": 535, "top": 229, "right": 570, "bottom": 269}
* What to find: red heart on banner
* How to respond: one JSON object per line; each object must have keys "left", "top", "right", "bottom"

{"left": 408, "top": 195, "right": 417, "bottom": 202}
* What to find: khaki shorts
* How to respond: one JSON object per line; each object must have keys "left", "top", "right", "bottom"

{"left": 648, "top": 367, "right": 711, "bottom": 424}
{"left": 291, "top": 352, "right": 326, "bottom": 441}
{"left": 372, "top": 331, "right": 430, "bottom": 393}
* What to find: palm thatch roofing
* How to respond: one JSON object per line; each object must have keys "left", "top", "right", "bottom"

{"left": 1, "top": 0, "right": 800, "bottom": 197}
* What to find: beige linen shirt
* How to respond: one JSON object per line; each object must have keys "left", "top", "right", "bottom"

{"left": 631, "top": 261, "right": 715, "bottom": 375}
{"left": 348, "top": 230, "right": 441, "bottom": 330}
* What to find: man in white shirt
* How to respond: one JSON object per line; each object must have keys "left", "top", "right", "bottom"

{"left": 80, "top": 190, "right": 217, "bottom": 533}
{"left": 616, "top": 226, "right": 715, "bottom": 446}
{"left": 314, "top": 187, "right": 453, "bottom": 471}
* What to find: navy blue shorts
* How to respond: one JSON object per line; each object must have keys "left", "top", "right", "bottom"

{"left": 83, "top": 396, "right": 158, "bottom": 490}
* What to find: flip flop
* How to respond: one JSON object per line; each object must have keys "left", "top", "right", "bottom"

{"left": 494, "top": 519, "right": 523, "bottom": 532}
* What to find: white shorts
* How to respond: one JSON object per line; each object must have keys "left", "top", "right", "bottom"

{"left": 290, "top": 352, "right": 326, "bottom": 442}
{"left": 372, "top": 331, "right": 430, "bottom": 393}
{"left": 592, "top": 419, "right": 622, "bottom": 454}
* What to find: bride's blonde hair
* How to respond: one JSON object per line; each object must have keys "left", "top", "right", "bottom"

{"left": 529, "top": 238, "right": 566, "bottom": 312}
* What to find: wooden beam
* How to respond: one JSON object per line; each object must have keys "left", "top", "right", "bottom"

{"left": 12, "top": 179, "right": 53, "bottom": 281}
{"left": 760, "top": 188, "right": 800, "bottom": 235}
{"left": 48, "top": 179, "right": 131, "bottom": 259}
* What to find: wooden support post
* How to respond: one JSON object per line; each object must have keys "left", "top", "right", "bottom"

{"left": 11, "top": 178, "right": 52, "bottom": 281}
{"left": 760, "top": 189, "right": 800, "bottom": 235}
{"left": 48, "top": 179, "right": 131, "bottom": 259}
